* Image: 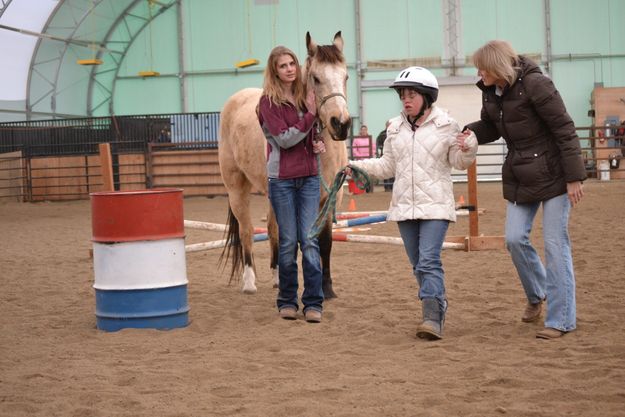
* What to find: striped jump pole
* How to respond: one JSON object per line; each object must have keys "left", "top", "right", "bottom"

{"left": 335, "top": 211, "right": 388, "bottom": 220}
{"left": 333, "top": 214, "right": 388, "bottom": 229}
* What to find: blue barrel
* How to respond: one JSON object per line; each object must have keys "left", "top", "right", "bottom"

{"left": 90, "top": 189, "right": 189, "bottom": 331}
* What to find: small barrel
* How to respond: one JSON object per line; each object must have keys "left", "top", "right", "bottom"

{"left": 599, "top": 160, "right": 610, "bottom": 181}
{"left": 91, "top": 189, "right": 189, "bottom": 331}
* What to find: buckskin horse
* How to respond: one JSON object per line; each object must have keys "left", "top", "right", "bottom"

{"left": 218, "top": 31, "right": 351, "bottom": 298}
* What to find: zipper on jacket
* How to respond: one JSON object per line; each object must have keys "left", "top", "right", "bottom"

{"left": 498, "top": 99, "right": 517, "bottom": 202}
{"left": 411, "top": 129, "right": 416, "bottom": 219}
{"left": 498, "top": 103, "right": 511, "bottom": 140}
{"left": 304, "top": 137, "right": 314, "bottom": 176}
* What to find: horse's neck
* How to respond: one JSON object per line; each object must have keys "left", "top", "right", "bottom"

{"left": 319, "top": 130, "right": 347, "bottom": 182}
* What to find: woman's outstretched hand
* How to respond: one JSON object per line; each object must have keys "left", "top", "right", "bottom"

{"left": 456, "top": 129, "right": 473, "bottom": 152}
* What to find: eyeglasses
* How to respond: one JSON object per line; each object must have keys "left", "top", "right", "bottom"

{"left": 399, "top": 90, "right": 421, "bottom": 100}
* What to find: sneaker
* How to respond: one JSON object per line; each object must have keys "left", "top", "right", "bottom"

{"left": 279, "top": 307, "right": 297, "bottom": 320}
{"left": 536, "top": 327, "right": 566, "bottom": 339}
{"left": 304, "top": 309, "right": 322, "bottom": 323}
{"left": 522, "top": 301, "right": 543, "bottom": 323}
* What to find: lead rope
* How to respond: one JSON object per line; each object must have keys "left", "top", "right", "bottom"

{"left": 308, "top": 165, "right": 371, "bottom": 240}
{"left": 316, "top": 154, "right": 332, "bottom": 195}
{"left": 314, "top": 125, "right": 332, "bottom": 195}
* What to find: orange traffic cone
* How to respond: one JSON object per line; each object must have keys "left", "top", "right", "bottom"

{"left": 348, "top": 198, "right": 357, "bottom": 211}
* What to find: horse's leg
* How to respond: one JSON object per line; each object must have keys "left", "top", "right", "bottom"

{"left": 267, "top": 206, "right": 279, "bottom": 288}
{"left": 227, "top": 184, "right": 257, "bottom": 294}
{"left": 319, "top": 214, "right": 337, "bottom": 299}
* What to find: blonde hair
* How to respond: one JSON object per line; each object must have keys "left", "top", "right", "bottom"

{"left": 262, "top": 46, "right": 306, "bottom": 110}
{"left": 472, "top": 40, "right": 520, "bottom": 87}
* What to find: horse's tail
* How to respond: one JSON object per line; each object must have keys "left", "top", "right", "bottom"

{"left": 218, "top": 204, "right": 243, "bottom": 285}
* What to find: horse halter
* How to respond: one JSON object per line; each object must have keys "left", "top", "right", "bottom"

{"left": 313, "top": 88, "right": 347, "bottom": 140}
{"left": 318, "top": 92, "right": 346, "bottom": 110}
{"left": 315, "top": 91, "right": 347, "bottom": 141}
{"left": 305, "top": 59, "right": 347, "bottom": 139}
{"left": 305, "top": 57, "right": 346, "bottom": 110}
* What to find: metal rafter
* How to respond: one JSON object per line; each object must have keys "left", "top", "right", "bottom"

{"left": 26, "top": 0, "right": 107, "bottom": 119}
{"left": 88, "top": 0, "right": 177, "bottom": 115}
{"left": 25, "top": 0, "right": 176, "bottom": 120}
{"left": 0, "top": 0, "right": 13, "bottom": 19}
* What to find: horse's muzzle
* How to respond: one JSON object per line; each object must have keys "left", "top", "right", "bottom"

{"left": 330, "top": 117, "right": 351, "bottom": 141}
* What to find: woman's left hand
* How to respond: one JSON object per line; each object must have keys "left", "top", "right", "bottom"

{"left": 456, "top": 129, "right": 472, "bottom": 152}
{"left": 567, "top": 181, "right": 584, "bottom": 206}
{"left": 313, "top": 140, "right": 326, "bottom": 154}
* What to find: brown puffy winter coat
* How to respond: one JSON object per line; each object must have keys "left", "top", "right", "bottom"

{"left": 466, "top": 56, "right": 587, "bottom": 203}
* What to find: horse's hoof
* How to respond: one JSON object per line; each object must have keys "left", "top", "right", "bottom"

{"left": 242, "top": 286, "right": 257, "bottom": 295}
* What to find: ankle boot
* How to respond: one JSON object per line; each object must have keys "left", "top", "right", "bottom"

{"left": 416, "top": 298, "right": 445, "bottom": 340}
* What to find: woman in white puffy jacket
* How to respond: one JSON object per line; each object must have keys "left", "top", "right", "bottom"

{"left": 349, "top": 66, "right": 477, "bottom": 340}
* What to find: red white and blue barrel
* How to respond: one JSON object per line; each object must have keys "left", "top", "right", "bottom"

{"left": 90, "top": 189, "right": 189, "bottom": 331}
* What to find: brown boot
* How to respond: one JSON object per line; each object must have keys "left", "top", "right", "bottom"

{"left": 536, "top": 327, "right": 566, "bottom": 339}
{"left": 521, "top": 300, "right": 543, "bottom": 323}
{"left": 304, "top": 309, "right": 322, "bottom": 323}
{"left": 279, "top": 307, "right": 297, "bottom": 320}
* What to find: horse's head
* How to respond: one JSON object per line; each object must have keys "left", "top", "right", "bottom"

{"left": 305, "top": 31, "right": 352, "bottom": 141}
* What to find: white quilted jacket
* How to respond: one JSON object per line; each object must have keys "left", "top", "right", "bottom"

{"left": 350, "top": 106, "right": 477, "bottom": 222}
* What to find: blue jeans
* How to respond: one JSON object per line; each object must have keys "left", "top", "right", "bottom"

{"left": 398, "top": 219, "right": 450, "bottom": 308}
{"left": 268, "top": 176, "right": 323, "bottom": 313}
{"left": 505, "top": 193, "right": 576, "bottom": 331}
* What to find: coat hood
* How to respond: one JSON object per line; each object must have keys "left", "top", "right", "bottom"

{"left": 518, "top": 55, "right": 542, "bottom": 78}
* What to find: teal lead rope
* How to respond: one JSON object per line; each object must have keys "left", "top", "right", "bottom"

{"left": 317, "top": 154, "right": 332, "bottom": 196}
{"left": 308, "top": 164, "right": 372, "bottom": 240}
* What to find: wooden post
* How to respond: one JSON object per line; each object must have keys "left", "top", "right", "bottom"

{"left": 467, "top": 160, "right": 479, "bottom": 237}
{"left": 98, "top": 143, "right": 114, "bottom": 192}
{"left": 447, "top": 161, "right": 504, "bottom": 251}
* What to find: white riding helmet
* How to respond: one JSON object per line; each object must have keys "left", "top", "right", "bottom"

{"left": 390, "top": 66, "right": 439, "bottom": 104}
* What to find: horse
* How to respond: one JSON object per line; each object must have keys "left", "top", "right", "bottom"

{"left": 218, "top": 31, "right": 351, "bottom": 298}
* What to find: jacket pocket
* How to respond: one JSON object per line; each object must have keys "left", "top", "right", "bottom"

{"left": 510, "top": 149, "right": 550, "bottom": 185}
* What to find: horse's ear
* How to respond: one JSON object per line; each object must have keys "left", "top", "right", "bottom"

{"left": 333, "top": 31, "right": 344, "bottom": 52}
{"left": 306, "top": 31, "right": 317, "bottom": 57}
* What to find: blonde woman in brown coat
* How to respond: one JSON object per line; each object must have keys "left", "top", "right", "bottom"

{"left": 461, "top": 40, "right": 586, "bottom": 339}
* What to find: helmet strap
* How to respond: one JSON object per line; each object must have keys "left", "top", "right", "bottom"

{"left": 411, "top": 99, "right": 429, "bottom": 129}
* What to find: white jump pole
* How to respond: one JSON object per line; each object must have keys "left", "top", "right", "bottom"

{"left": 336, "top": 209, "right": 479, "bottom": 219}
{"left": 185, "top": 233, "right": 269, "bottom": 253}
{"left": 184, "top": 220, "right": 227, "bottom": 232}
{"left": 184, "top": 220, "right": 267, "bottom": 234}
{"left": 332, "top": 232, "right": 466, "bottom": 250}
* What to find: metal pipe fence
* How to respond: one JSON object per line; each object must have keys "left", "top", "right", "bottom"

{"left": 1, "top": 114, "right": 623, "bottom": 201}
{"left": 0, "top": 112, "right": 220, "bottom": 157}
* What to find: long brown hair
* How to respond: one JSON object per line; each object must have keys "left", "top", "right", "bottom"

{"left": 262, "top": 46, "right": 307, "bottom": 110}
{"left": 472, "top": 40, "right": 520, "bottom": 87}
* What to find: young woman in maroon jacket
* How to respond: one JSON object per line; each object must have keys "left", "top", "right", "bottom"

{"left": 257, "top": 46, "right": 326, "bottom": 323}
{"left": 460, "top": 40, "right": 586, "bottom": 339}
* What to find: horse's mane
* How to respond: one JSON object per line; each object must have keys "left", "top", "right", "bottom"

{"left": 312, "top": 44, "right": 344, "bottom": 64}
{"left": 304, "top": 44, "right": 345, "bottom": 82}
